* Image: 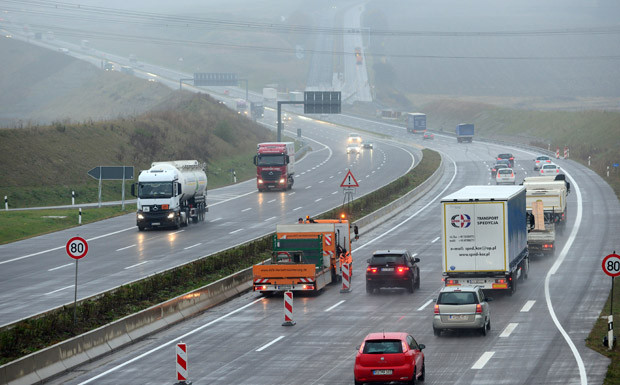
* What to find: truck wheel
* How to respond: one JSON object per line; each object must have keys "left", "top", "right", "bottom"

{"left": 509, "top": 275, "right": 517, "bottom": 295}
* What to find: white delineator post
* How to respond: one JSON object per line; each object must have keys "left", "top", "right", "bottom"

{"left": 340, "top": 263, "right": 351, "bottom": 293}
{"left": 282, "top": 291, "right": 295, "bottom": 326}
{"left": 79, "top": 208, "right": 82, "bottom": 225}
{"left": 4, "top": 196, "right": 7, "bottom": 211}
{"left": 608, "top": 315, "right": 614, "bottom": 350}
{"left": 72, "top": 190, "right": 75, "bottom": 206}
{"left": 176, "top": 342, "right": 192, "bottom": 384}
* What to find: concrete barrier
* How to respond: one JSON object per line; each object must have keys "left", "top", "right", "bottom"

{"left": 0, "top": 153, "right": 445, "bottom": 385}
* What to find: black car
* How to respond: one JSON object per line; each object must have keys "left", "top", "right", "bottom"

{"left": 497, "top": 153, "right": 515, "bottom": 167}
{"left": 491, "top": 163, "right": 509, "bottom": 177}
{"left": 366, "top": 250, "right": 420, "bottom": 294}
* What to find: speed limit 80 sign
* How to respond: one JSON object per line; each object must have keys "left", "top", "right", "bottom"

{"left": 602, "top": 253, "right": 620, "bottom": 277}
{"left": 66, "top": 237, "right": 89, "bottom": 260}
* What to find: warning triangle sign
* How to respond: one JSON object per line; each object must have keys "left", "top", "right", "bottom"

{"left": 340, "top": 170, "right": 359, "bottom": 187}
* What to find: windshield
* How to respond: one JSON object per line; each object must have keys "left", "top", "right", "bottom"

{"left": 256, "top": 155, "right": 285, "bottom": 166}
{"left": 139, "top": 182, "right": 173, "bottom": 199}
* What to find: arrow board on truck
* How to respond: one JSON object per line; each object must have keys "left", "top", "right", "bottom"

{"left": 340, "top": 170, "right": 359, "bottom": 188}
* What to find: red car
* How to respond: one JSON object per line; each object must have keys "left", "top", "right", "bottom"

{"left": 354, "top": 332, "right": 426, "bottom": 384}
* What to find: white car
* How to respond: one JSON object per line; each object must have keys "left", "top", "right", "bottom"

{"left": 540, "top": 163, "right": 560, "bottom": 176}
{"left": 346, "top": 144, "right": 361, "bottom": 154}
{"left": 495, "top": 168, "right": 515, "bottom": 184}
{"left": 534, "top": 155, "right": 552, "bottom": 170}
{"left": 348, "top": 133, "right": 362, "bottom": 143}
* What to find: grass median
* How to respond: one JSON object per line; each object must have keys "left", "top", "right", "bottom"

{"left": 0, "top": 148, "right": 440, "bottom": 366}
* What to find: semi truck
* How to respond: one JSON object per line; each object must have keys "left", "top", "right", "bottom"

{"left": 406, "top": 113, "right": 427, "bottom": 134}
{"left": 456, "top": 123, "right": 474, "bottom": 143}
{"left": 253, "top": 218, "right": 352, "bottom": 294}
{"left": 355, "top": 47, "right": 363, "bottom": 65}
{"left": 131, "top": 160, "right": 207, "bottom": 231}
{"left": 522, "top": 176, "right": 568, "bottom": 231}
{"left": 253, "top": 142, "right": 295, "bottom": 191}
{"left": 263, "top": 87, "right": 277, "bottom": 102}
{"left": 250, "top": 101, "right": 264, "bottom": 120}
{"left": 441, "top": 185, "right": 529, "bottom": 294}
{"left": 527, "top": 200, "right": 556, "bottom": 256}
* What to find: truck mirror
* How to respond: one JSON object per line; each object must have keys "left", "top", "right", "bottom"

{"left": 177, "top": 184, "right": 182, "bottom": 195}
{"left": 130, "top": 184, "right": 136, "bottom": 197}
{"left": 285, "top": 155, "right": 290, "bottom": 164}
{"left": 253, "top": 155, "right": 258, "bottom": 166}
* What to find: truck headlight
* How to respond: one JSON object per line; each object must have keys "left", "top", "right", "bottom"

{"left": 137, "top": 214, "right": 144, "bottom": 220}
{"left": 167, "top": 212, "right": 175, "bottom": 219}
{"left": 279, "top": 178, "right": 286, "bottom": 184}
{"left": 258, "top": 179, "right": 264, "bottom": 184}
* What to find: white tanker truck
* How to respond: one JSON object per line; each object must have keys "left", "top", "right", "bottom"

{"left": 131, "top": 160, "right": 207, "bottom": 231}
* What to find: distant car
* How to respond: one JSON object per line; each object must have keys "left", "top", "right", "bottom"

{"left": 534, "top": 155, "right": 552, "bottom": 170}
{"left": 366, "top": 250, "right": 420, "bottom": 294}
{"left": 354, "top": 332, "right": 426, "bottom": 385}
{"left": 490, "top": 163, "right": 509, "bottom": 178}
{"left": 497, "top": 153, "right": 515, "bottom": 167}
{"left": 347, "top": 144, "right": 361, "bottom": 154}
{"left": 423, "top": 132, "right": 434, "bottom": 140}
{"left": 540, "top": 163, "right": 560, "bottom": 176}
{"left": 433, "top": 286, "right": 492, "bottom": 336}
{"left": 348, "top": 133, "right": 362, "bottom": 143}
{"left": 496, "top": 168, "right": 516, "bottom": 184}
{"left": 283, "top": 113, "right": 292, "bottom": 122}
{"left": 362, "top": 141, "right": 374, "bottom": 149}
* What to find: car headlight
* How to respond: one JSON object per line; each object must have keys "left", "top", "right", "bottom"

{"left": 167, "top": 212, "right": 175, "bottom": 219}
{"left": 137, "top": 214, "right": 144, "bottom": 220}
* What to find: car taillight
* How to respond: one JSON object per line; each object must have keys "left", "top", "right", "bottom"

{"left": 511, "top": 173, "right": 514, "bottom": 177}
{"left": 397, "top": 266, "right": 409, "bottom": 273}
{"left": 402, "top": 341, "right": 409, "bottom": 352}
{"left": 556, "top": 169, "right": 559, "bottom": 173}
{"left": 434, "top": 304, "right": 440, "bottom": 314}
{"left": 359, "top": 342, "right": 365, "bottom": 353}
{"left": 476, "top": 304, "right": 483, "bottom": 313}
{"left": 367, "top": 267, "right": 378, "bottom": 273}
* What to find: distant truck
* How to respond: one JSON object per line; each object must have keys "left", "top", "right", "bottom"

{"left": 253, "top": 218, "right": 352, "bottom": 294}
{"left": 522, "top": 176, "right": 568, "bottom": 231}
{"left": 441, "top": 185, "right": 529, "bottom": 294}
{"left": 527, "top": 200, "right": 556, "bottom": 256}
{"left": 456, "top": 123, "right": 474, "bottom": 143}
{"left": 253, "top": 142, "right": 295, "bottom": 191}
{"left": 406, "top": 113, "right": 427, "bottom": 134}
{"left": 103, "top": 61, "right": 114, "bottom": 71}
{"left": 250, "top": 101, "right": 264, "bottom": 120}
{"left": 262, "top": 87, "right": 277, "bottom": 102}
{"left": 236, "top": 99, "right": 248, "bottom": 115}
{"left": 355, "top": 47, "right": 363, "bottom": 65}
{"left": 131, "top": 160, "right": 207, "bottom": 231}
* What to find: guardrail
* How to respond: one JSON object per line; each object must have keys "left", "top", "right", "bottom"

{"left": 0, "top": 152, "right": 445, "bottom": 385}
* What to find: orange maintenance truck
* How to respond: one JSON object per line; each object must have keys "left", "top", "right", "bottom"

{"left": 253, "top": 218, "right": 353, "bottom": 293}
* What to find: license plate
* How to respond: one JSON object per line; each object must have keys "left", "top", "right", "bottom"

{"left": 277, "top": 285, "right": 292, "bottom": 290}
{"left": 373, "top": 370, "right": 393, "bottom": 375}
{"left": 467, "top": 279, "right": 485, "bottom": 284}
{"left": 449, "top": 315, "right": 468, "bottom": 320}
{"left": 151, "top": 222, "right": 160, "bottom": 226}
{"left": 381, "top": 268, "right": 394, "bottom": 272}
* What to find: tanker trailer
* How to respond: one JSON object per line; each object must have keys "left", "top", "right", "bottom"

{"left": 131, "top": 160, "right": 207, "bottom": 231}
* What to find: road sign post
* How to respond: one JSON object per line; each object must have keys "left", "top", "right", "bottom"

{"left": 602, "top": 253, "right": 620, "bottom": 349}
{"left": 87, "top": 166, "right": 134, "bottom": 209}
{"left": 340, "top": 170, "right": 359, "bottom": 214}
{"left": 67, "top": 237, "right": 88, "bottom": 324}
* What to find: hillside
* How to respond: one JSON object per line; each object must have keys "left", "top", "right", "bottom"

{"left": 0, "top": 37, "right": 174, "bottom": 126}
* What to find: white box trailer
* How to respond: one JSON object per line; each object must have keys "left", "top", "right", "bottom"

{"left": 441, "top": 185, "right": 529, "bottom": 294}
{"left": 523, "top": 176, "right": 568, "bottom": 229}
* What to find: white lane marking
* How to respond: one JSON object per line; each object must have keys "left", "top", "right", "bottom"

{"left": 318, "top": 180, "right": 324, "bottom": 184}
{"left": 229, "top": 229, "right": 243, "bottom": 234}
{"left": 241, "top": 208, "right": 252, "bottom": 212}
{"left": 332, "top": 191, "right": 338, "bottom": 195}
{"left": 315, "top": 198, "right": 322, "bottom": 202}
{"left": 354, "top": 154, "right": 457, "bottom": 252}
{"left": 184, "top": 243, "right": 202, "bottom": 250}
{"left": 79, "top": 298, "right": 266, "bottom": 384}
{"left": 256, "top": 335, "right": 285, "bottom": 352}
{"left": 500, "top": 323, "right": 519, "bottom": 338}
{"left": 116, "top": 244, "right": 136, "bottom": 252}
{"left": 293, "top": 207, "right": 303, "bottom": 211}
{"left": 305, "top": 186, "right": 312, "bottom": 189}
{"left": 124, "top": 261, "right": 148, "bottom": 270}
{"left": 170, "top": 229, "right": 185, "bottom": 235}
{"left": 264, "top": 216, "right": 277, "bottom": 222}
{"left": 1, "top": 227, "right": 135, "bottom": 265}
{"left": 267, "top": 199, "right": 276, "bottom": 203}
{"left": 288, "top": 192, "right": 296, "bottom": 196}
{"left": 521, "top": 300, "right": 536, "bottom": 312}
{"left": 329, "top": 175, "right": 334, "bottom": 179}
{"left": 338, "top": 171, "right": 342, "bottom": 174}
{"left": 209, "top": 217, "right": 222, "bottom": 222}
{"left": 472, "top": 351, "right": 495, "bottom": 369}
{"left": 417, "top": 299, "right": 433, "bottom": 311}
{"left": 44, "top": 285, "right": 73, "bottom": 295}
{"left": 48, "top": 263, "right": 73, "bottom": 271}
{"left": 325, "top": 300, "right": 346, "bottom": 312}
{"left": 431, "top": 237, "right": 440, "bottom": 243}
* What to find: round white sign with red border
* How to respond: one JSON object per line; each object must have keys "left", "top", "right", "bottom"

{"left": 602, "top": 253, "right": 620, "bottom": 277}
{"left": 66, "top": 237, "right": 88, "bottom": 260}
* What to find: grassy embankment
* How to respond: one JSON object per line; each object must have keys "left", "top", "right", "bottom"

{"left": 0, "top": 92, "right": 275, "bottom": 244}
{"left": 0, "top": 149, "right": 440, "bottom": 365}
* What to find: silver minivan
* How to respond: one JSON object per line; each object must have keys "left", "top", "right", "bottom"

{"left": 433, "top": 286, "right": 492, "bottom": 336}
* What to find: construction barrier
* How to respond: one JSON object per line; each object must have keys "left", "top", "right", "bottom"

{"left": 564, "top": 146, "right": 569, "bottom": 159}
{"left": 556, "top": 147, "right": 560, "bottom": 159}
{"left": 282, "top": 291, "right": 295, "bottom": 326}
{"left": 340, "top": 263, "right": 351, "bottom": 293}
{"left": 175, "top": 342, "right": 190, "bottom": 384}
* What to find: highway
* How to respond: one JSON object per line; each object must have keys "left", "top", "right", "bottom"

{"left": 45, "top": 125, "right": 619, "bottom": 385}
{"left": 0, "top": 113, "right": 417, "bottom": 326}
